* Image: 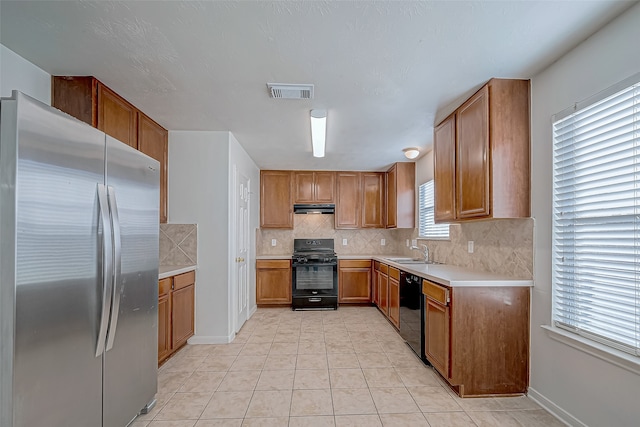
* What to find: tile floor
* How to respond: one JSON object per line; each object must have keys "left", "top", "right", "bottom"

{"left": 132, "top": 306, "right": 565, "bottom": 427}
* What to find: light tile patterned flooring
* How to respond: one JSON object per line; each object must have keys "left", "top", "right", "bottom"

{"left": 132, "top": 307, "right": 564, "bottom": 427}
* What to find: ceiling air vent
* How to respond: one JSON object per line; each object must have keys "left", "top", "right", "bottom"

{"left": 267, "top": 83, "right": 314, "bottom": 99}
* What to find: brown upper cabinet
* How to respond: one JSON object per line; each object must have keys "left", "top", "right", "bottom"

{"left": 433, "top": 116, "right": 456, "bottom": 223}
{"left": 52, "top": 76, "right": 169, "bottom": 223}
{"left": 386, "top": 162, "right": 415, "bottom": 228}
{"left": 335, "top": 172, "right": 361, "bottom": 229}
{"left": 138, "top": 112, "right": 169, "bottom": 223}
{"left": 260, "top": 170, "right": 293, "bottom": 228}
{"left": 293, "top": 171, "right": 335, "bottom": 204}
{"left": 361, "top": 172, "right": 385, "bottom": 228}
{"left": 261, "top": 167, "right": 413, "bottom": 229}
{"left": 434, "top": 78, "right": 530, "bottom": 222}
{"left": 97, "top": 83, "right": 138, "bottom": 149}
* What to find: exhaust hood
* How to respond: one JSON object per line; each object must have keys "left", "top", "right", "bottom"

{"left": 294, "top": 204, "right": 335, "bottom": 214}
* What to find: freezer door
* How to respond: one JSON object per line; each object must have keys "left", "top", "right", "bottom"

{"left": 103, "top": 135, "right": 159, "bottom": 427}
{"left": 0, "top": 92, "right": 104, "bottom": 427}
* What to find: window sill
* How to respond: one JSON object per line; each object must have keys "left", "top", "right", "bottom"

{"left": 541, "top": 325, "right": 640, "bottom": 376}
{"left": 417, "top": 236, "right": 451, "bottom": 242}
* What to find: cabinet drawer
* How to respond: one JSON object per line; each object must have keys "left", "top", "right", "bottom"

{"left": 174, "top": 270, "right": 195, "bottom": 291}
{"left": 340, "top": 259, "right": 371, "bottom": 268}
{"left": 380, "top": 263, "right": 388, "bottom": 274}
{"left": 159, "top": 278, "right": 172, "bottom": 296}
{"left": 423, "top": 280, "right": 449, "bottom": 305}
{"left": 389, "top": 267, "right": 400, "bottom": 281}
{"left": 257, "top": 259, "right": 291, "bottom": 269}
{"left": 374, "top": 261, "right": 381, "bottom": 271}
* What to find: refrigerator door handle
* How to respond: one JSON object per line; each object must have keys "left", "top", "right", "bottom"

{"left": 96, "top": 184, "right": 114, "bottom": 357}
{"left": 105, "top": 185, "right": 122, "bottom": 352}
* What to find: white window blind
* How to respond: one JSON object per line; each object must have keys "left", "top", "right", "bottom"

{"left": 552, "top": 73, "right": 640, "bottom": 356}
{"left": 418, "top": 180, "right": 449, "bottom": 239}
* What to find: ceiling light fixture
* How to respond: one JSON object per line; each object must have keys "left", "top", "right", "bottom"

{"left": 310, "top": 109, "right": 327, "bottom": 158}
{"left": 403, "top": 147, "right": 420, "bottom": 159}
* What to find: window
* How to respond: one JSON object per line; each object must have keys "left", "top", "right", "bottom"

{"left": 552, "top": 73, "right": 640, "bottom": 357}
{"left": 418, "top": 180, "right": 449, "bottom": 239}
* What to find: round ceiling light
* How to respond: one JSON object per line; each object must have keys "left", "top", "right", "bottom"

{"left": 403, "top": 147, "right": 420, "bottom": 159}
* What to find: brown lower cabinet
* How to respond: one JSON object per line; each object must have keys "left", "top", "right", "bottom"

{"left": 373, "top": 262, "right": 400, "bottom": 329}
{"left": 423, "top": 279, "right": 530, "bottom": 397}
{"left": 158, "top": 270, "right": 195, "bottom": 365}
{"left": 256, "top": 259, "right": 292, "bottom": 305}
{"left": 338, "top": 259, "right": 372, "bottom": 303}
{"left": 387, "top": 267, "right": 400, "bottom": 328}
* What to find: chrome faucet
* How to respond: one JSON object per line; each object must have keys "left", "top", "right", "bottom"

{"left": 409, "top": 243, "right": 430, "bottom": 263}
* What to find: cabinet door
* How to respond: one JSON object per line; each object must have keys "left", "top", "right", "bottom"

{"left": 434, "top": 115, "right": 456, "bottom": 222}
{"left": 456, "top": 85, "right": 490, "bottom": 219}
{"left": 158, "top": 278, "right": 173, "bottom": 363}
{"left": 158, "top": 292, "right": 172, "bottom": 363}
{"left": 386, "top": 165, "right": 397, "bottom": 228}
{"left": 314, "top": 171, "right": 335, "bottom": 203}
{"left": 378, "top": 271, "right": 389, "bottom": 316}
{"left": 338, "top": 260, "right": 372, "bottom": 303}
{"left": 172, "top": 284, "right": 195, "bottom": 349}
{"left": 336, "top": 172, "right": 361, "bottom": 229}
{"left": 361, "top": 172, "right": 385, "bottom": 228}
{"left": 260, "top": 171, "right": 293, "bottom": 228}
{"left": 138, "top": 112, "right": 168, "bottom": 223}
{"left": 97, "top": 83, "right": 138, "bottom": 149}
{"left": 425, "top": 297, "right": 450, "bottom": 378}
{"left": 388, "top": 269, "right": 400, "bottom": 328}
{"left": 256, "top": 260, "right": 292, "bottom": 304}
{"left": 372, "top": 263, "right": 380, "bottom": 306}
{"left": 294, "top": 171, "right": 315, "bottom": 203}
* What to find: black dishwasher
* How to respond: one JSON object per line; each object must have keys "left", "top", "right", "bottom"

{"left": 399, "top": 271, "right": 427, "bottom": 362}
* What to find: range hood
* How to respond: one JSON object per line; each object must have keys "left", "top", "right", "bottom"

{"left": 294, "top": 204, "right": 335, "bottom": 214}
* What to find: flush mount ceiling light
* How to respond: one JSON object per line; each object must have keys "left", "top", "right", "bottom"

{"left": 310, "top": 109, "right": 327, "bottom": 158}
{"left": 403, "top": 147, "right": 420, "bottom": 159}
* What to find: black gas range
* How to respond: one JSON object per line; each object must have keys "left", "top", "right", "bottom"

{"left": 291, "top": 239, "right": 338, "bottom": 310}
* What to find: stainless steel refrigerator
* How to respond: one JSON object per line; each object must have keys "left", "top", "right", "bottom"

{"left": 0, "top": 91, "right": 159, "bottom": 427}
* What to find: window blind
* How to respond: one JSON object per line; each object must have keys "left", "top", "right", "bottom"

{"left": 418, "top": 180, "right": 449, "bottom": 239}
{"left": 552, "top": 74, "right": 640, "bottom": 356}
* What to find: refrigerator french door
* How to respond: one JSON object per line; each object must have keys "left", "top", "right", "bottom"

{"left": 0, "top": 91, "right": 159, "bottom": 427}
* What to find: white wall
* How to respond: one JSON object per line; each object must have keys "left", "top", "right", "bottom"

{"left": 1, "top": 45, "right": 50, "bottom": 104}
{"left": 529, "top": 3, "right": 640, "bottom": 426}
{"left": 228, "top": 133, "right": 260, "bottom": 319}
{"left": 169, "top": 131, "right": 232, "bottom": 342}
{"left": 415, "top": 150, "right": 434, "bottom": 186}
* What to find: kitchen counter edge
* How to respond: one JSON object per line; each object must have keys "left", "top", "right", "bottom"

{"left": 256, "top": 254, "right": 532, "bottom": 287}
{"left": 159, "top": 264, "right": 197, "bottom": 280}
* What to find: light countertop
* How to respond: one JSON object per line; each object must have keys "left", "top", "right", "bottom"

{"left": 370, "top": 256, "right": 532, "bottom": 288}
{"left": 256, "top": 254, "right": 532, "bottom": 288}
{"left": 159, "top": 264, "right": 197, "bottom": 280}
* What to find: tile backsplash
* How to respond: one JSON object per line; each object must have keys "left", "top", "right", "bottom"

{"left": 406, "top": 218, "right": 534, "bottom": 279}
{"left": 258, "top": 215, "right": 533, "bottom": 279}
{"left": 258, "top": 214, "right": 413, "bottom": 255}
{"left": 160, "top": 224, "right": 197, "bottom": 265}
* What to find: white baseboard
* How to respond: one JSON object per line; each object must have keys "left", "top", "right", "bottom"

{"left": 527, "top": 387, "right": 587, "bottom": 427}
{"left": 187, "top": 332, "right": 235, "bottom": 345}
{"left": 248, "top": 305, "right": 257, "bottom": 318}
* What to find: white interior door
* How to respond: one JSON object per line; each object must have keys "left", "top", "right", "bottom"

{"left": 235, "top": 171, "right": 250, "bottom": 332}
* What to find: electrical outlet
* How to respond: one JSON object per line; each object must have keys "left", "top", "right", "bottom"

{"left": 342, "top": 238, "right": 348, "bottom": 246}
{"left": 406, "top": 239, "right": 410, "bottom": 247}
{"left": 271, "top": 239, "right": 277, "bottom": 247}
{"left": 412, "top": 239, "right": 417, "bottom": 247}
{"left": 381, "top": 238, "right": 386, "bottom": 246}
{"left": 468, "top": 241, "right": 474, "bottom": 253}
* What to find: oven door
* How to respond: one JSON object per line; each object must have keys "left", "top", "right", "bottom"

{"left": 292, "top": 262, "right": 338, "bottom": 296}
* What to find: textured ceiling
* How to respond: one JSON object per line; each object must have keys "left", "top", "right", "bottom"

{"left": 0, "top": 1, "right": 635, "bottom": 170}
